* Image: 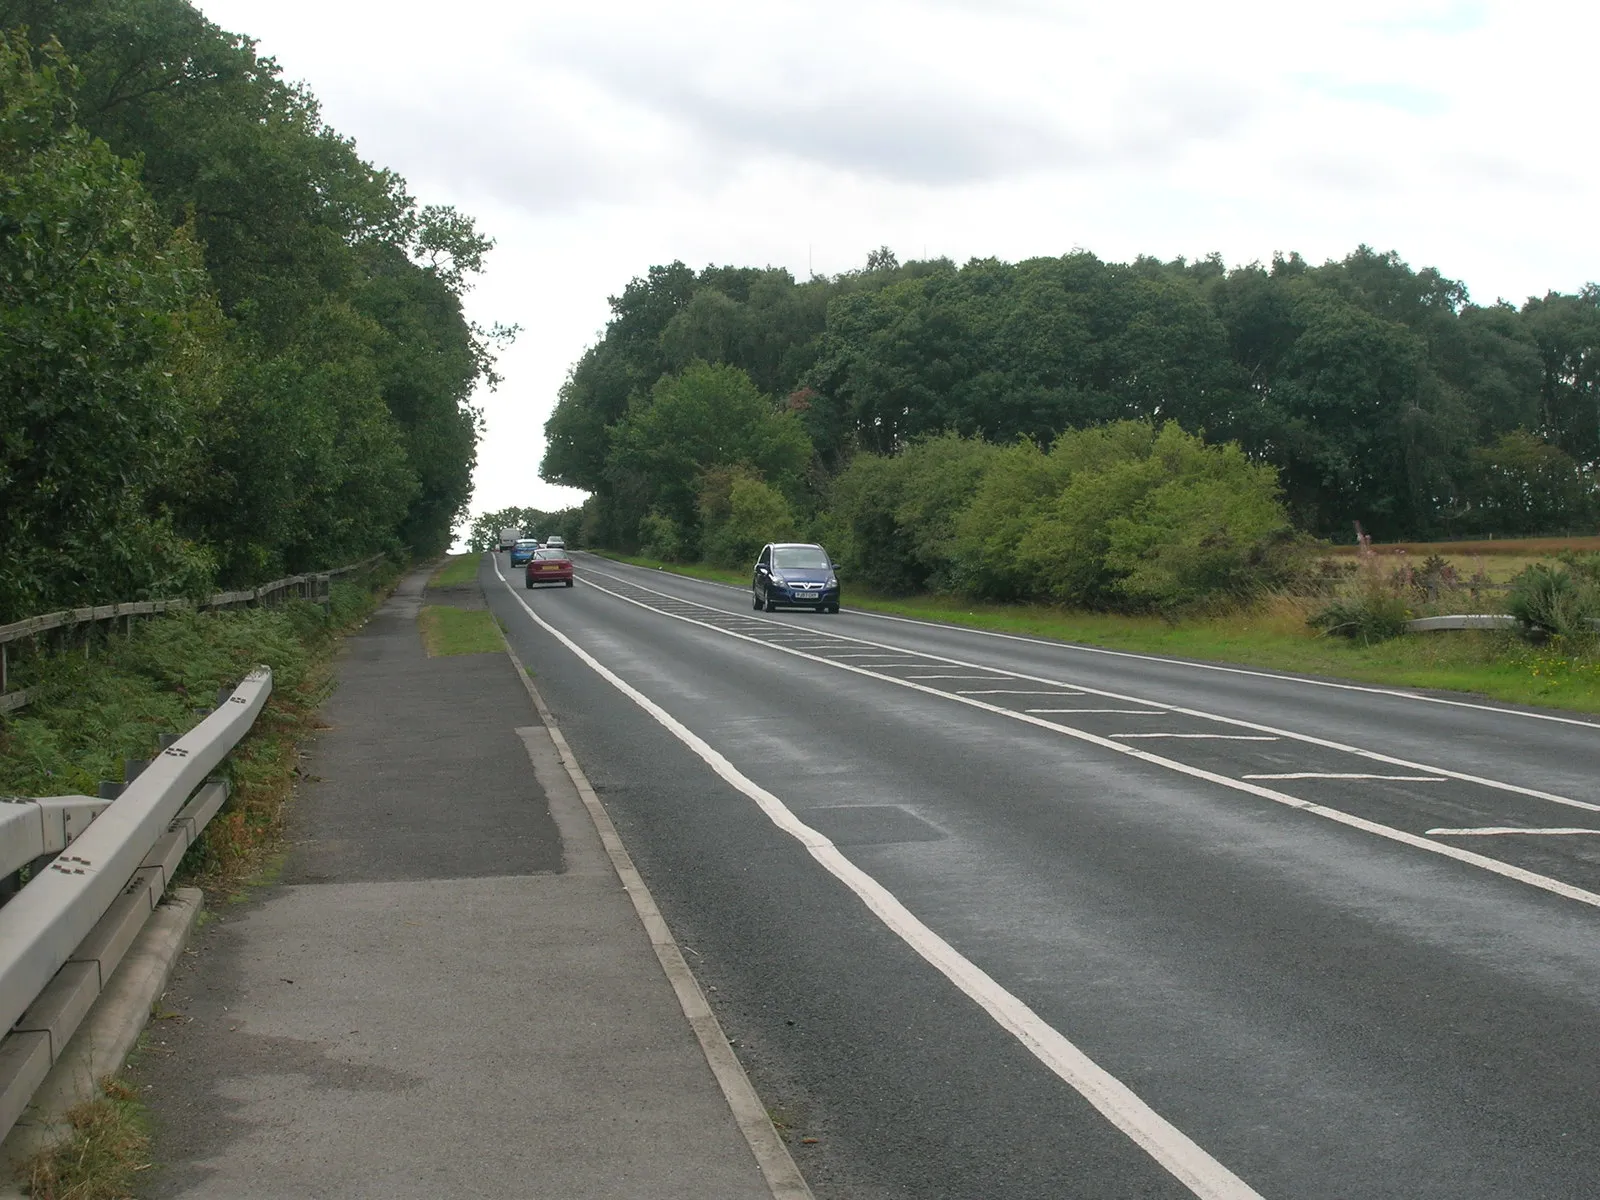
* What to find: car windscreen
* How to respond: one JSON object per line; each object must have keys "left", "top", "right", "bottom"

{"left": 514, "top": 540, "right": 537, "bottom": 548}
{"left": 772, "top": 547, "right": 830, "bottom": 569}
{"left": 534, "top": 549, "right": 567, "bottom": 560}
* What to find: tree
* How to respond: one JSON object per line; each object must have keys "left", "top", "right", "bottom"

{"left": 0, "top": 33, "right": 221, "bottom": 618}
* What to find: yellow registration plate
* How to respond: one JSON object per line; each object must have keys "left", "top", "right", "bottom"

{"left": 539, "top": 564, "right": 560, "bottom": 570}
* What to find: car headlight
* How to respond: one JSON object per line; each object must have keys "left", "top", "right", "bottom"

{"left": 770, "top": 573, "right": 786, "bottom": 586}
{"left": 826, "top": 576, "right": 837, "bottom": 588}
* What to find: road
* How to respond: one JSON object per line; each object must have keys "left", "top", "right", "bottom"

{"left": 484, "top": 551, "right": 1600, "bottom": 1200}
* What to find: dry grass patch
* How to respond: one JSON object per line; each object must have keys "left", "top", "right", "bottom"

{"left": 20, "top": 1077, "right": 150, "bottom": 1200}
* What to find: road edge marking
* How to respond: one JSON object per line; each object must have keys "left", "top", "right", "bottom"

{"left": 496, "top": 629, "right": 814, "bottom": 1200}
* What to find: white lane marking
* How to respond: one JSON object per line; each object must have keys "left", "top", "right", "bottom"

{"left": 957, "top": 689, "right": 1088, "bottom": 696}
{"left": 567, "top": 570, "right": 1600, "bottom": 914}
{"left": 577, "top": 565, "right": 1600, "bottom": 820}
{"left": 1246, "top": 773, "right": 1447, "bottom": 782}
{"left": 1027, "top": 709, "right": 1165, "bottom": 715}
{"left": 905, "top": 674, "right": 1012, "bottom": 680}
{"left": 581, "top": 553, "right": 1600, "bottom": 732}
{"left": 1428, "top": 827, "right": 1600, "bottom": 837}
{"left": 496, "top": 562, "right": 1263, "bottom": 1200}
{"left": 1114, "top": 734, "right": 1279, "bottom": 742}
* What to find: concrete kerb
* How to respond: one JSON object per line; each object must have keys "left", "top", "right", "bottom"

{"left": 0, "top": 887, "right": 204, "bottom": 1189}
{"left": 497, "top": 633, "right": 815, "bottom": 1200}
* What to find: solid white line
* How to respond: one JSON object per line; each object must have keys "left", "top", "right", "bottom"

{"left": 580, "top": 553, "right": 1600, "bottom": 732}
{"left": 566, "top": 569, "right": 1600, "bottom": 915}
{"left": 578, "top": 565, "right": 1600, "bottom": 820}
{"left": 495, "top": 561, "right": 1264, "bottom": 1200}
{"left": 1027, "top": 709, "right": 1164, "bottom": 715}
{"left": 905, "top": 674, "right": 1012, "bottom": 680}
{"left": 502, "top": 659, "right": 813, "bottom": 1199}
{"left": 1246, "top": 773, "right": 1446, "bottom": 782}
{"left": 1427, "top": 827, "right": 1600, "bottom": 837}
{"left": 1113, "top": 734, "right": 1278, "bottom": 741}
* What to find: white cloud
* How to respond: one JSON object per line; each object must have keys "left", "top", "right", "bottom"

{"left": 194, "top": 0, "right": 1600, "bottom": 529}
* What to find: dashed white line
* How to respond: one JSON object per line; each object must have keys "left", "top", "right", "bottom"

{"left": 1027, "top": 709, "right": 1164, "bottom": 715}
{"left": 1428, "top": 827, "right": 1600, "bottom": 837}
{"left": 1114, "top": 734, "right": 1278, "bottom": 742}
{"left": 1246, "top": 773, "right": 1447, "bottom": 782}
{"left": 957, "top": 689, "right": 1088, "bottom": 696}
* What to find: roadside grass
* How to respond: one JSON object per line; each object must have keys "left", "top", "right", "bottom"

{"left": 417, "top": 605, "right": 502, "bottom": 656}
{"left": 19, "top": 1076, "right": 150, "bottom": 1200}
{"left": 428, "top": 553, "right": 481, "bottom": 588}
{"left": 593, "top": 551, "right": 1600, "bottom": 713}
{"left": 0, "top": 563, "right": 400, "bottom": 895}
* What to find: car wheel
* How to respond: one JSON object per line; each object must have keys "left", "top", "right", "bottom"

{"left": 753, "top": 590, "right": 762, "bottom": 610}
{"left": 827, "top": 604, "right": 840, "bottom": 614}
{"left": 525, "top": 580, "right": 533, "bottom": 589}
{"left": 763, "top": 595, "right": 777, "bottom": 612}
{"left": 564, "top": 579, "right": 574, "bottom": 587}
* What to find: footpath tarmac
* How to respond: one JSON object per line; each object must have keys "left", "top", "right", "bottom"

{"left": 126, "top": 565, "right": 806, "bottom": 1199}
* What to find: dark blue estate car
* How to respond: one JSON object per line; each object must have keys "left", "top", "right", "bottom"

{"left": 509, "top": 538, "right": 539, "bottom": 566}
{"left": 752, "top": 543, "right": 841, "bottom": 613}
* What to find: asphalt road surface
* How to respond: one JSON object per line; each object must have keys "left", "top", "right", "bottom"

{"left": 485, "top": 551, "right": 1600, "bottom": 1200}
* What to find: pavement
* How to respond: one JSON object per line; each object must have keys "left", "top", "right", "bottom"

{"left": 127, "top": 566, "right": 800, "bottom": 1200}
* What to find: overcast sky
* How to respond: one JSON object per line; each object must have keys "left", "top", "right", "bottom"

{"left": 195, "top": 0, "right": 1598, "bottom": 534}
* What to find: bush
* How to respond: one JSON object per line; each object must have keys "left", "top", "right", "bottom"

{"left": 698, "top": 469, "right": 796, "bottom": 568}
{"left": 1508, "top": 564, "right": 1600, "bottom": 640}
{"left": 1308, "top": 592, "right": 1413, "bottom": 643}
{"left": 637, "top": 510, "right": 687, "bottom": 562}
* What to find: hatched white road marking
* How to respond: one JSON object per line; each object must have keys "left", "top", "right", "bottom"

{"left": 563, "top": 566, "right": 1600, "bottom": 913}
{"left": 1246, "top": 773, "right": 1447, "bottom": 782}
{"left": 1428, "top": 827, "right": 1600, "bottom": 837}
{"left": 1028, "top": 709, "right": 1164, "bottom": 715}
{"left": 957, "top": 689, "right": 1087, "bottom": 696}
{"left": 1114, "top": 734, "right": 1278, "bottom": 742}
{"left": 905, "top": 674, "right": 1013, "bottom": 680}
{"left": 495, "top": 560, "right": 1265, "bottom": 1200}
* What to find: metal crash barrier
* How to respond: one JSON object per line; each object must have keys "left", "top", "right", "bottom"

{"left": 0, "top": 667, "right": 272, "bottom": 1136}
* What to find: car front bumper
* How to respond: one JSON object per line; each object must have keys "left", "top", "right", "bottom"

{"left": 767, "top": 584, "right": 840, "bottom": 607}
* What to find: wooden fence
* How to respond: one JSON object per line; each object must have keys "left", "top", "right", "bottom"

{"left": 0, "top": 553, "right": 388, "bottom": 715}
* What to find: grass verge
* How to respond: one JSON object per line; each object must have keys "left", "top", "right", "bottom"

{"left": 19, "top": 1076, "right": 150, "bottom": 1200}
{"left": 417, "top": 605, "right": 503, "bottom": 656}
{"left": 0, "top": 562, "right": 400, "bottom": 895}
{"left": 592, "top": 551, "right": 1600, "bottom": 713}
{"left": 428, "top": 553, "right": 481, "bottom": 588}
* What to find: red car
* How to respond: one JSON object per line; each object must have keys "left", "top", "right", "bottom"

{"left": 525, "top": 548, "right": 574, "bottom": 588}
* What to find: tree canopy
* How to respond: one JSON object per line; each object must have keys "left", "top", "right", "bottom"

{"left": 0, "top": 6, "right": 507, "bottom": 620}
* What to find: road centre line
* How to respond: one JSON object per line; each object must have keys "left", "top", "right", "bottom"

{"left": 564, "top": 568, "right": 1600, "bottom": 913}
{"left": 583, "top": 553, "right": 1600, "bottom": 734}
{"left": 579, "top": 566, "right": 1600, "bottom": 820}
{"left": 1247, "top": 773, "right": 1447, "bottom": 782}
{"left": 1428, "top": 827, "right": 1600, "bottom": 837}
{"left": 494, "top": 561, "right": 1264, "bottom": 1200}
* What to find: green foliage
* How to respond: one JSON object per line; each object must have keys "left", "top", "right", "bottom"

{"left": 698, "top": 469, "right": 797, "bottom": 568}
{"left": 637, "top": 510, "right": 687, "bottom": 562}
{"left": 1507, "top": 563, "right": 1600, "bottom": 641}
{"left": 606, "top": 361, "right": 812, "bottom": 545}
{"left": 1308, "top": 592, "right": 1413, "bottom": 644}
{"left": 0, "top": 11, "right": 505, "bottom": 618}
{"left": 466, "top": 505, "right": 585, "bottom": 552}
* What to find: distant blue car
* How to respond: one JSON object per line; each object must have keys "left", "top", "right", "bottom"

{"left": 509, "top": 538, "right": 539, "bottom": 566}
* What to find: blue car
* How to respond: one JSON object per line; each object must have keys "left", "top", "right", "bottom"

{"left": 509, "top": 538, "right": 539, "bottom": 566}
{"left": 752, "top": 543, "right": 841, "bottom": 613}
